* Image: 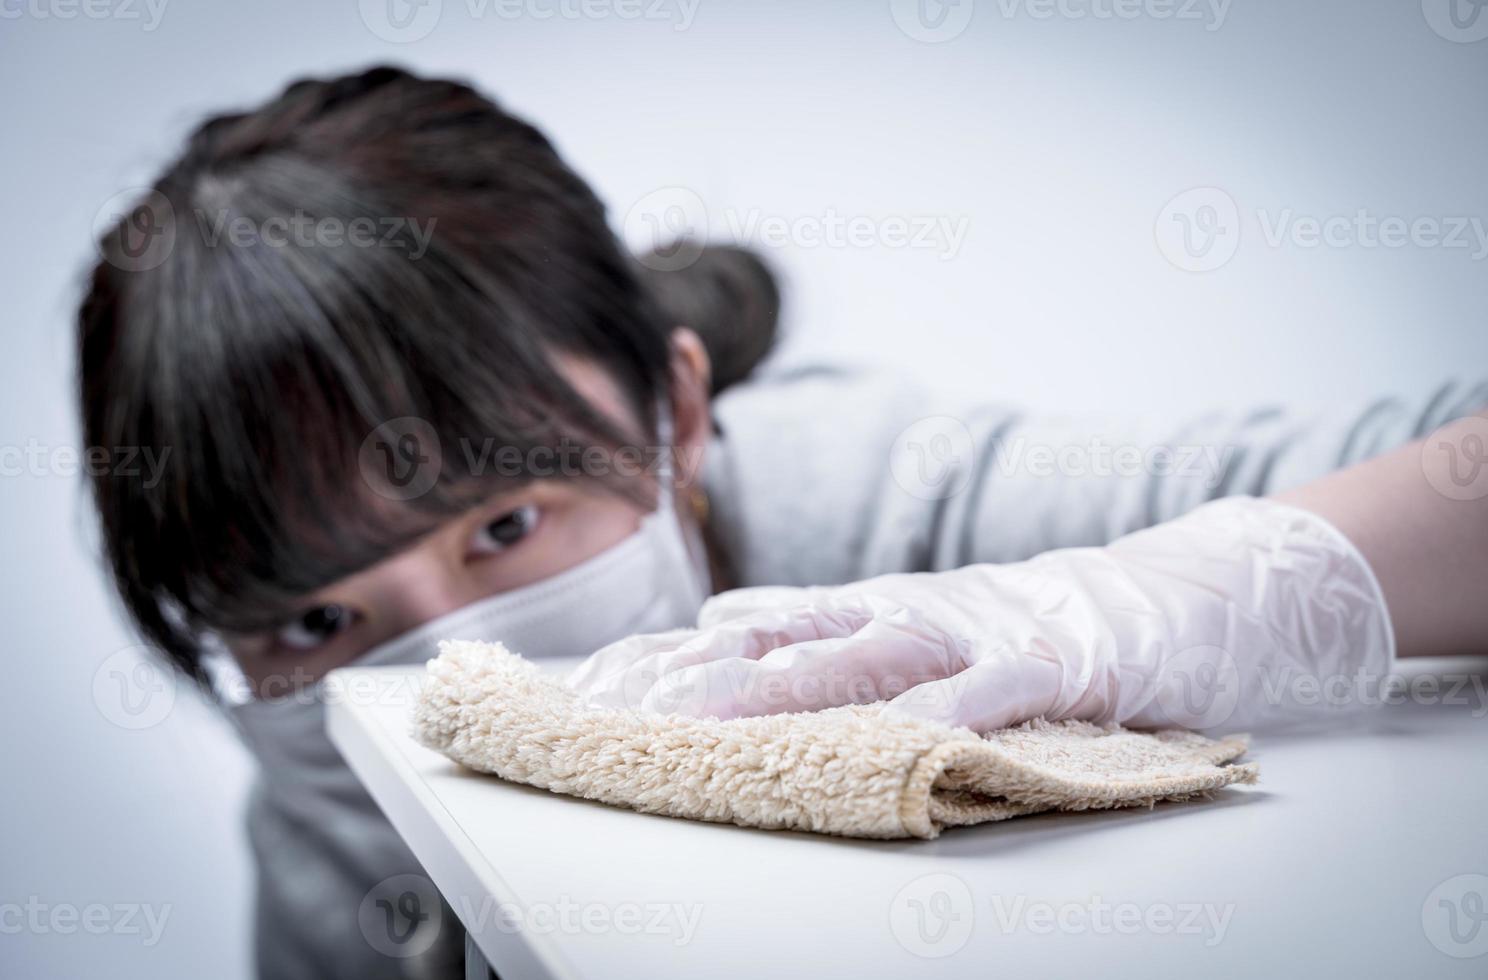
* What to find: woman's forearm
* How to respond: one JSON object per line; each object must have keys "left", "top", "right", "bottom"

{"left": 575, "top": 409, "right": 1487, "bottom": 732}
{"left": 1275, "top": 410, "right": 1488, "bottom": 658}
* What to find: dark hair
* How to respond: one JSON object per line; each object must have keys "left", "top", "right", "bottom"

{"left": 78, "top": 65, "right": 779, "bottom": 682}
{"left": 635, "top": 246, "right": 780, "bottom": 394}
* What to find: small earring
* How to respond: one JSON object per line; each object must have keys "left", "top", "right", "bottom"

{"left": 687, "top": 486, "right": 710, "bottom": 526}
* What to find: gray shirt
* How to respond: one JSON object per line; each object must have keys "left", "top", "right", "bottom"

{"left": 703, "top": 367, "right": 1488, "bottom": 588}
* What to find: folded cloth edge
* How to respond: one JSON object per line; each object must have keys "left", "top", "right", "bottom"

{"left": 900, "top": 730, "right": 1257, "bottom": 838}
{"left": 413, "top": 640, "right": 1258, "bottom": 840}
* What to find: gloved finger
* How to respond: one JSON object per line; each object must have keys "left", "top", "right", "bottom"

{"left": 564, "top": 627, "right": 703, "bottom": 693}
{"left": 575, "top": 591, "right": 835, "bottom": 696}
{"left": 641, "top": 609, "right": 973, "bottom": 719}
{"left": 883, "top": 651, "right": 1066, "bottom": 733}
{"left": 573, "top": 600, "right": 878, "bottom": 711}
{"left": 697, "top": 585, "right": 830, "bottom": 628}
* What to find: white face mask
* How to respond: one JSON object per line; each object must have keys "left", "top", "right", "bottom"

{"left": 354, "top": 478, "right": 709, "bottom": 670}
{"left": 221, "top": 419, "right": 711, "bottom": 980}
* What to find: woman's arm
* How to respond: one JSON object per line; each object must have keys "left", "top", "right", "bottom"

{"left": 1276, "top": 410, "right": 1488, "bottom": 658}
{"left": 574, "top": 405, "right": 1488, "bottom": 733}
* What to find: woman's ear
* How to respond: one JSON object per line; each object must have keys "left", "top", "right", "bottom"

{"left": 668, "top": 327, "right": 712, "bottom": 488}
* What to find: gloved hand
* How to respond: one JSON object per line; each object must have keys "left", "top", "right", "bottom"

{"left": 565, "top": 497, "right": 1395, "bottom": 733}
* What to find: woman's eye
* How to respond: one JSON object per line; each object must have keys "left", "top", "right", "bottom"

{"left": 276, "top": 604, "right": 356, "bottom": 651}
{"left": 470, "top": 504, "right": 540, "bottom": 557}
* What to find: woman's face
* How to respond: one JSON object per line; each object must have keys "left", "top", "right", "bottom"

{"left": 225, "top": 333, "right": 712, "bottom": 693}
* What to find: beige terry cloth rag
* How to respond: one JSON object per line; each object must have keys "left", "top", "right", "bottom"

{"left": 413, "top": 641, "right": 1259, "bottom": 840}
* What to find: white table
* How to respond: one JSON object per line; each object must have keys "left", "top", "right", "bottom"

{"left": 327, "top": 655, "right": 1488, "bottom": 979}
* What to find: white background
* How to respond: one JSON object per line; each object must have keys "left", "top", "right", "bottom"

{"left": 2, "top": 1, "right": 1485, "bottom": 977}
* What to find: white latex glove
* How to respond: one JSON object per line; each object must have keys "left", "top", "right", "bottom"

{"left": 565, "top": 497, "right": 1395, "bottom": 733}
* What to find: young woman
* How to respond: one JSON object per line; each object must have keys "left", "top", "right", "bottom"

{"left": 80, "top": 66, "right": 1488, "bottom": 980}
